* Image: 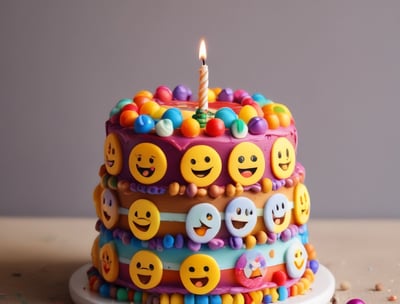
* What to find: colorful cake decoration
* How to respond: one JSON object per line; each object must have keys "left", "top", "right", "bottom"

{"left": 87, "top": 39, "right": 320, "bottom": 303}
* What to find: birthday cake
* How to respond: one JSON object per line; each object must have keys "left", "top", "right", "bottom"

{"left": 88, "top": 84, "right": 318, "bottom": 303}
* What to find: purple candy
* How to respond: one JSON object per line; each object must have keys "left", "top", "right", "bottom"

{"left": 248, "top": 116, "right": 268, "bottom": 135}
{"left": 175, "top": 234, "right": 184, "bottom": 248}
{"left": 188, "top": 240, "right": 201, "bottom": 251}
{"left": 346, "top": 299, "right": 366, "bottom": 304}
{"left": 172, "top": 85, "right": 189, "bottom": 101}
{"left": 229, "top": 236, "right": 243, "bottom": 249}
{"left": 309, "top": 259, "right": 319, "bottom": 274}
{"left": 218, "top": 88, "right": 234, "bottom": 102}
{"left": 208, "top": 238, "right": 224, "bottom": 250}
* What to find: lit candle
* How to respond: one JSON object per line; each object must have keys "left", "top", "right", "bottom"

{"left": 198, "top": 39, "right": 208, "bottom": 111}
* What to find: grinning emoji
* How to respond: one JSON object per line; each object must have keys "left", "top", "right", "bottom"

{"left": 285, "top": 239, "right": 308, "bottom": 279}
{"left": 180, "top": 145, "right": 222, "bottom": 187}
{"left": 270, "top": 137, "right": 296, "bottom": 179}
{"left": 186, "top": 203, "right": 221, "bottom": 243}
{"left": 179, "top": 254, "right": 220, "bottom": 294}
{"left": 129, "top": 142, "right": 167, "bottom": 184}
{"left": 100, "top": 188, "right": 119, "bottom": 229}
{"left": 228, "top": 142, "right": 265, "bottom": 186}
{"left": 225, "top": 197, "right": 257, "bottom": 237}
{"left": 263, "top": 193, "right": 293, "bottom": 233}
{"left": 128, "top": 199, "right": 160, "bottom": 240}
{"left": 104, "top": 133, "right": 123, "bottom": 175}
{"left": 129, "top": 250, "right": 163, "bottom": 289}
{"left": 293, "top": 183, "right": 311, "bottom": 225}
{"left": 99, "top": 242, "right": 119, "bottom": 282}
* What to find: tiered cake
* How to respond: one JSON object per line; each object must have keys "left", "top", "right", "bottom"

{"left": 88, "top": 85, "right": 318, "bottom": 303}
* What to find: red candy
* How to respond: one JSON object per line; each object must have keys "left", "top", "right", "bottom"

{"left": 271, "top": 270, "right": 287, "bottom": 286}
{"left": 154, "top": 85, "right": 173, "bottom": 102}
{"left": 205, "top": 118, "right": 225, "bottom": 137}
{"left": 121, "top": 103, "right": 138, "bottom": 112}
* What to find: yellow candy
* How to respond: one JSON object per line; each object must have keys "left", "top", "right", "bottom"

{"left": 208, "top": 88, "right": 217, "bottom": 102}
{"left": 160, "top": 294, "right": 169, "bottom": 304}
{"left": 152, "top": 107, "right": 167, "bottom": 119}
{"left": 139, "top": 101, "right": 161, "bottom": 116}
{"left": 212, "top": 87, "right": 222, "bottom": 97}
{"left": 249, "top": 291, "right": 263, "bottom": 304}
{"left": 238, "top": 105, "right": 258, "bottom": 124}
{"left": 221, "top": 294, "right": 233, "bottom": 304}
{"left": 170, "top": 294, "right": 184, "bottom": 304}
{"left": 232, "top": 293, "right": 244, "bottom": 304}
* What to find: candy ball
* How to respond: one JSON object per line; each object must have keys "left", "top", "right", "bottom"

{"left": 215, "top": 107, "right": 237, "bottom": 128}
{"left": 346, "top": 299, "right": 366, "bottom": 304}
{"left": 155, "top": 119, "right": 174, "bottom": 137}
{"left": 109, "top": 106, "right": 120, "bottom": 118}
{"left": 162, "top": 108, "right": 183, "bottom": 128}
{"left": 230, "top": 119, "right": 248, "bottom": 138}
{"left": 218, "top": 88, "right": 234, "bottom": 102}
{"left": 205, "top": 118, "right": 225, "bottom": 137}
{"left": 154, "top": 85, "right": 172, "bottom": 102}
{"left": 239, "top": 104, "right": 258, "bottom": 124}
{"left": 139, "top": 100, "right": 161, "bottom": 117}
{"left": 116, "top": 98, "right": 133, "bottom": 109}
{"left": 309, "top": 259, "right": 319, "bottom": 274}
{"left": 121, "top": 103, "right": 138, "bottom": 112}
{"left": 173, "top": 85, "right": 189, "bottom": 101}
{"left": 119, "top": 110, "right": 138, "bottom": 127}
{"left": 234, "top": 89, "right": 249, "bottom": 103}
{"left": 208, "top": 88, "right": 217, "bottom": 102}
{"left": 134, "top": 115, "right": 155, "bottom": 134}
{"left": 181, "top": 118, "right": 201, "bottom": 137}
{"left": 251, "top": 93, "right": 271, "bottom": 106}
{"left": 212, "top": 87, "right": 222, "bottom": 97}
{"left": 134, "top": 95, "right": 152, "bottom": 108}
{"left": 248, "top": 117, "right": 268, "bottom": 135}
{"left": 135, "top": 90, "right": 153, "bottom": 99}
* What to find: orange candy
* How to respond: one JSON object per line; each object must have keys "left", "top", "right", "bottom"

{"left": 181, "top": 118, "right": 201, "bottom": 137}
{"left": 120, "top": 110, "right": 138, "bottom": 127}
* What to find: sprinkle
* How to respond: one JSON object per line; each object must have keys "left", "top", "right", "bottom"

{"left": 388, "top": 295, "right": 397, "bottom": 301}
{"left": 339, "top": 280, "right": 351, "bottom": 291}
{"left": 374, "top": 282, "right": 384, "bottom": 291}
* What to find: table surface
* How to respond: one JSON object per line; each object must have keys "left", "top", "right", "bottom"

{"left": 0, "top": 217, "right": 399, "bottom": 304}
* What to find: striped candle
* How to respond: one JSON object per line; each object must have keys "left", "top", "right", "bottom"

{"left": 198, "top": 39, "right": 208, "bottom": 111}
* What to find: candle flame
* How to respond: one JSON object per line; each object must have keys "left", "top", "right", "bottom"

{"left": 199, "top": 39, "right": 207, "bottom": 63}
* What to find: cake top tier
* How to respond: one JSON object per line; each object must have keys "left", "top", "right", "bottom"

{"left": 108, "top": 85, "right": 294, "bottom": 139}
{"left": 104, "top": 85, "right": 300, "bottom": 192}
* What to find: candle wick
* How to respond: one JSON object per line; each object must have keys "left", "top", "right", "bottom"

{"left": 202, "top": 58, "right": 206, "bottom": 65}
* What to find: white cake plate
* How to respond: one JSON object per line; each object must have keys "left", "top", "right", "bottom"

{"left": 69, "top": 263, "right": 335, "bottom": 304}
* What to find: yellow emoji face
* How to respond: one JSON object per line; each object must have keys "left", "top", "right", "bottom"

{"left": 129, "top": 250, "right": 163, "bottom": 289}
{"left": 293, "top": 183, "right": 311, "bottom": 225}
{"left": 128, "top": 199, "right": 160, "bottom": 240}
{"left": 104, "top": 133, "right": 123, "bottom": 175}
{"left": 180, "top": 145, "right": 222, "bottom": 187}
{"left": 270, "top": 137, "right": 296, "bottom": 179}
{"left": 99, "top": 242, "right": 119, "bottom": 282}
{"left": 179, "top": 254, "right": 220, "bottom": 295}
{"left": 228, "top": 142, "right": 265, "bottom": 186}
{"left": 129, "top": 143, "right": 167, "bottom": 184}
{"left": 91, "top": 235, "right": 100, "bottom": 270}
{"left": 100, "top": 188, "right": 119, "bottom": 229}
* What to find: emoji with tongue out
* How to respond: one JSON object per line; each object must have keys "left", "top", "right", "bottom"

{"left": 179, "top": 254, "right": 220, "bottom": 294}
{"left": 104, "top": 133, "right": 123, "bottom": 175}
{"left": 186, "top": 203, "right": 221, "bottom": 243}
{"left": 263, "top": 193, "right": 293, "bottom": 233}
{"left": 129, "top": 142, "right": 167, "bottom": 184}
{"left": 228, "top": 142, "right": 265, "bottom": 186}
{"left": 270, "top": 137, "right": 296, "bottom": 179}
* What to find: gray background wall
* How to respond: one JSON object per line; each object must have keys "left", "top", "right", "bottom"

{"left": 1, "top": 0, "right": 400, "bottom": 218}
